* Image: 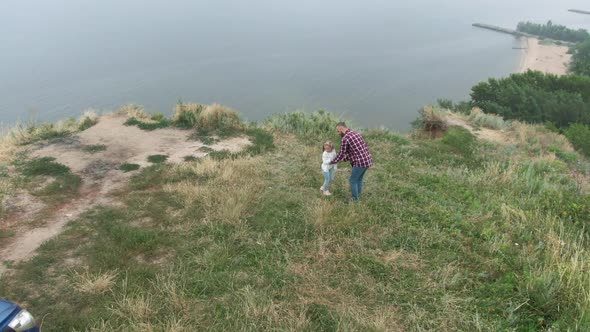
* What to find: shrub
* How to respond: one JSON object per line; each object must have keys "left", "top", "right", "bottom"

{"left": 172, "top": 102, "right": 204, "bottom": 129}
{"left": 412, "top": 106, "right": 448, "bottom": 137}
{"left": 468, "top": 108, "right": 511, "bottom": 130}
{"left": 198, "top": 103, "right": 242, "bottom": 132}
{"left": 564, "top": 123, "right": 590, "bottom": 156}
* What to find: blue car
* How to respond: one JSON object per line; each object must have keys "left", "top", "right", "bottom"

{"left": 0, "top": 299, "right": 39, "bottom": 332}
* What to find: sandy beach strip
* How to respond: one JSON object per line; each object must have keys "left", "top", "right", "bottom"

{"left": 517, "top": 37, "right": 572, "bottom": 75}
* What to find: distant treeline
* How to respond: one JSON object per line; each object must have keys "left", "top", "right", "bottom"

{"left": 470, "top": 70, "right": 590, "bottom": 128}
{"left": 464, "top": 70, "right": 590, "bottom": 155}
{"left": 517, "top": 20, "right": 590, "bottom": 43}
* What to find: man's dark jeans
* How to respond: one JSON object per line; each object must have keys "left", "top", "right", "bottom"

{"left": 350, "top": 167, "right": 368, "bottom": 200}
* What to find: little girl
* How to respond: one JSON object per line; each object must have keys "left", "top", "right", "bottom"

{"left": 321, "top": 140, "right": 337, "bottom": 196}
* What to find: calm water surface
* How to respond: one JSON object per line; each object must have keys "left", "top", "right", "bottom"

{"left": 1, "top": 0, "right": 589, "bottom": 130}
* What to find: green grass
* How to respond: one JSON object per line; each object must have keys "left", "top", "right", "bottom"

{"left": 34, "top": 173, "right": 82, "bottom": 203}
{"left": 15, "top": 157, "right": 81, "bottom": 203}
{"left": 124, "top": 117, "right": 170, "bottom": 131}
{"left": 119, "top": 163, "right": 141, "bottom": 172}
{"left": 1, "top": 114, "right": 589, "bottom": 331}
{"left": 147, "top": 155, "right": 168, "bottom": 163}
{"left": 19, "top": 157, "right": 71, "bottom": 176}
{"left": 82, "top": 144, "right": 107, "bottom": 154}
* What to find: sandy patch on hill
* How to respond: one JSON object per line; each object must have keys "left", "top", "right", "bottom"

{"left": 0, "top": 114, "right": 250, "bottom": 275}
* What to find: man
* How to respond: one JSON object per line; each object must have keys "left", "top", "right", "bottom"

{"left": 330, "top": 122, "right": 373, "bottom": 201}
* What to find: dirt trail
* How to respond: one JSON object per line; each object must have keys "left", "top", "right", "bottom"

{"left": 0, "top": 114, "right": 250, "bottom": 275}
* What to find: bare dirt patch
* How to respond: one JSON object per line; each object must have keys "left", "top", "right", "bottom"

{"left": 0, "top": 114, "right": 250, "bottom": 275}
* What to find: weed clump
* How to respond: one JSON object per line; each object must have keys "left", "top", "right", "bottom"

{"left": 20, "top": 157, "right": 70, "bottom": 176}
{"left": 172, "top": 102, "right": 204, "bottom": 129}
{"left": 147, "top": 155, "right": 168, "bottom": 164}
{"left": 82, "top": 144, "right": 107, "bottom": 154}
{"left": 117, "top": 104, "right": 149, "bottom": 120}
{"left": 78, "top": 110, "right": 99, "bottom": 131}
{"left": 124, "top": 115, "right": 170, "bottom": 131}
{"left": 120, "top": 163, "right": 141, "bottom": 172}
{"left": 412, "top": 106, "right": 448, "bottom": 138}
{"left": 468, "top": 107, "right": 511, "bottom": 130}
{"left": 197, "top": 104, "right": 242, "bottom": 132}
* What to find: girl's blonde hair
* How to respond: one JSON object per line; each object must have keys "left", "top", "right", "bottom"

{"left": 323, "top": 140, "right": 334, "bottom": 150}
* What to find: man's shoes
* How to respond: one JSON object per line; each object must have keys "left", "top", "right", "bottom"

{"left": 323, "top": 190, "right": 332, "bottom": 196}
{"left": 320, "top": 186, "right": 325, "bottom": 193}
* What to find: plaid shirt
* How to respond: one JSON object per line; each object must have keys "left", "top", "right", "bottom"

{"left": 331, "top": 129, "right": 373, "bottom": 168}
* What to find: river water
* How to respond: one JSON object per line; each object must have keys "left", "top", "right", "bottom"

{"left": 1, "top": 0, "right": 589, "bottom": 131}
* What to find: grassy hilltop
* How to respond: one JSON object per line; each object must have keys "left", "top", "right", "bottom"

{"left": 0, "top": 104, "right": 589, "bottom": 331}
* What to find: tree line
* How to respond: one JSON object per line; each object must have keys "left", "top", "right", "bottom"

{"left": 443, "top": 70, "right": 590, "bottom": 155}
{"left": 517, "top": 20, "right": 590, "bottom": 43}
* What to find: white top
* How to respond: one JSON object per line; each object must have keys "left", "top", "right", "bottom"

{"left": 321, "top": 150, "right": 338, "bottom": 172}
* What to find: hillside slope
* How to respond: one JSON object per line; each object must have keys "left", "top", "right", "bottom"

{"left": 0, "top": 106, "right": 589, "bottom": 331}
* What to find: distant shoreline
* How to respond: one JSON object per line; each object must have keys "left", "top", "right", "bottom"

{"left": 515, "top": 37, "right": 571, "bottom": 75}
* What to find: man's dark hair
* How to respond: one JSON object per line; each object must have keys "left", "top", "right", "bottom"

{"left": 336, "top": 122, "right": 347, "bottom": 128}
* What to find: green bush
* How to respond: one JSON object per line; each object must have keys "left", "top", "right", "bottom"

{"left": 564, "top": 123, "right": 590, "bottom": 156}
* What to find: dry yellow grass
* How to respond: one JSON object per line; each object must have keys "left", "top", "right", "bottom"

{"left": 165, "top": 156, "right": 265, "bottom": 225}
{"left": 509, "top": 121, "right": 573, "bottom": 152}
{"left": 116, "top": 104, "right": 149, "bottom": 120}
{"left": 199, "top": 103, "right": 242, "bottom": 130}
{"left": 71, "top": 269, "right": 118, "bottom": 295}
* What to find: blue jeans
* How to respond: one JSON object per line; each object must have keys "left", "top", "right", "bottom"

{"left": 350, "top": 167, "right": 368, "bottom": 200}
{"left": 322, "top": 168, "right": 335, "bottom": 191}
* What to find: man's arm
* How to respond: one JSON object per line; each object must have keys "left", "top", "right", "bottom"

{"left": 331, "top": 138, "right": 348, "bottom": 164}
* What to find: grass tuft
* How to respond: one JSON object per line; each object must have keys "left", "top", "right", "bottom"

{"left": 120, "top": 163, "right": 141, "bottom": 172}
{"left": 82, "top": 144, "right": 107, "bottom": 154}
{"left": 147, "top": 155, "right": 168, "bottom": 164}
{"left": 20, "top": 157, "right": 70, "bottom": 176}
{"left": 72, "top": 269, "right": 118, "bottom": 295}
